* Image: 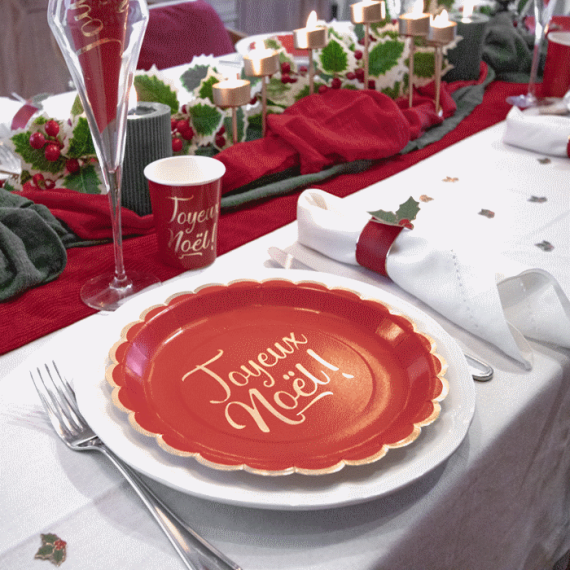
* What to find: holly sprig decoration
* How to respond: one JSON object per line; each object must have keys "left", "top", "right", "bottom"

{"left": 8, "top": 113, "right": 102, "bottom": 194}
{"left": 369, "top": 196, "right": 420, "bottom": 229}
{"left": 35, "top": 533, "right": 67, "bottom": 567}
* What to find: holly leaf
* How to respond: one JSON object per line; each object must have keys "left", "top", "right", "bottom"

{"left": 413, "top": 51, "right": 436, "bottom": 78}
{"left": 319, "top": 39, "right": 349, "bottom": 74}
{"left": 266, "top": 75, "right": 291, "bottom": 100}
{"left": 196, "top": 75, "right": 220, "bottom": 104}
{"left": 396, "top": 196, "right": 420, "bottom": 221}
{"left": 369, "top": 40, "right": 404, "bottom": 77}
{"left": 134, "top": 75, "right": 179, "bottom": 114}
{"left": 70, "top": 95, "right": 83, "bottom": 117}
{"left": 67, "top": 117, "right": 95, "bottom": 158}
{"left": 64, "top": 162, "right": 101, "bottom": 194}
{"left": 369, "top": 197, "right": 420, "bottom": 228}
{"left": 189, "top": 101, "right": 223, "bottom": 137}
{"left": 180, "top": 64, "right": 210, "bottom": 91}
{"left": 10, "top": 132, "right": 65, "bottom": 174}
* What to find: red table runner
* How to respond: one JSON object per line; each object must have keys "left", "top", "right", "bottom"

{"left": 0, "top": 81, "right": 523, "bottom": 356}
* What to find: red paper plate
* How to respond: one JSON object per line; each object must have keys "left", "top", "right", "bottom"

{"left": 107, "top": 279, "right": 448, "bottom": 476}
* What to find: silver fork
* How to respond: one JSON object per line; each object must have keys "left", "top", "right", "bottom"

{"left": 30, "top": 361, "right": 242, "bottom": 570}
{"left": 0, "top": 141, "right": 21, "bottom": 176}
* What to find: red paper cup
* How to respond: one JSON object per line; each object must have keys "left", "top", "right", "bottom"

{"left": 542, "top": 31, "right": 570, "bottom": 97}
{"left": 144, "top": 156, "right": 226, "bottom": 270}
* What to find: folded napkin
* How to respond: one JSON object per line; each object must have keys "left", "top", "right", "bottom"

{"left": 297, "top": 189, "right": 570, "bottom": 368}
{"left": 217, "top": 87, "right": 456, "bottom": 195}
{"left": 0, "top": 190, "right": 73, "bottom": 301}
{"left": 504, "top": 106, "right": 570, "bottom": 157}
{"left": 482, "top": 12, "right": 535, "bottom": 83}
{"left": 17, "top": 184, "right": 155, "bottom": 241}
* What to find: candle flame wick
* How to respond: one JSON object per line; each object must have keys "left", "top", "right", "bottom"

{"left": 306, "top": 10, "right": 318, "bottom": 28}
{"left": 462, "top": 1, "right": 474, "bottom": 19}
{"left": 411, "top": 0, "right": 424, "bottom": 16}
{"left": 432, "top": 9, "right": 449, "bottom": 26}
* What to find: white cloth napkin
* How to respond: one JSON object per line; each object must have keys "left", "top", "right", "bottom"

{"left": 503, "top": 105, "right": 570, "bottom": 157}
{"left": 297, "top": 189, "right": 570, "bottom": 369}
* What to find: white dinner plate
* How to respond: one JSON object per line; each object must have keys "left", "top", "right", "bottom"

{"left": 71, "top": 268, "right": 475, "bottom": 511}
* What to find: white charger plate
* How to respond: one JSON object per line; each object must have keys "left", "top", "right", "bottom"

{"left": 71, "top": 268, "right": 475, "bottom": 511}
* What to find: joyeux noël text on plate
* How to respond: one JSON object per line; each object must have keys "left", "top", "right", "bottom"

{"left": 181, "top": 332, "right": 355, "bottom": 433}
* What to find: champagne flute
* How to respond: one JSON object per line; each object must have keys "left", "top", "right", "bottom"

{"left": 506, "top": 0, "right": 558, "bottom": 108}
{"left": 48, "top": 0, "right": 159, "bottom": 311}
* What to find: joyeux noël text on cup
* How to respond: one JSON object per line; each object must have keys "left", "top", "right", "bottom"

{"left": 167, "top": 195, "right": 219, "bottom": 259}
{"left": 181, "top": 332, "right": 355, "bottom": 433}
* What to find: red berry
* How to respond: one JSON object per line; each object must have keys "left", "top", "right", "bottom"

{"left": 29, "top": 132, "right": 46, "bottom": 149}
{"left": 0, "top": 180, "right": 4, "bottom": 188}
{"left": 355, "top": 67, "right": 365, "bottom": 78}
{"left": 44, "top": 143, "right": 61, "bottom": 162}
{"left": 358, "top": 38, "right": 365, "bottom": 45}
{"left": 217, "top": 125, "right": 226, "bottom": 136}
{"left": 176, "top": 119, "right": 190, "bottom": 133}
{"left": 281, "top": 62, "right": 291, "bottom": 74}
{"left": 331, "top": 77, "right": 342, "bottom": 89}
{"left": 172, "top": 137, "right": 183, "bottom": 152}
{"left": 249, "top": 96, "right": 258, "bottom": 105}
{"left": 281, "top": 74, "right": 291, "bottom": 84}
{"left": 32, "top": 173, "right": 45, "bottom": 188}
{"left": 215, "top": 135, "right": 226, "bottom": 147}
{"left": 289, "top": 76, "right": 298, "bottom": 83}
{"left": 181, "top": 126, "right": 194, "bottom": 141}
{"left": 45, "top": 120, "right": 60, "bottom": 137}
{"left": 54, "top": 540, "right": 67, "bottom": 550}
{"left": 181, "top": 104, "right": 188, "bottom": 114}
{"left": 368, "top": 79, "right": 376, "bottom": 89}
{"left": 299, "top": 65, "right": 308, "bottom": 74}
{"left": 170, "top": 117, "right": 178, "bottom": 131}
{"left": 346, "top": 71, "right": 356, "bottom": 80}
{"left": 354, "top": 50, "right": 363, "bottom": 60}
{"left": 44, "top": 178, "right": 55, "bottom": 189}
{"left": 318, "top": 85, "right": 328, "bottom": 94}
{"left": 66, "top": 158, "right": 80, "bottom": 173}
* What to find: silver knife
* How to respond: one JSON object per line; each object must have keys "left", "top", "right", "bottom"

{"left": 268, "top": 247, "right": 494, "bottom": 382}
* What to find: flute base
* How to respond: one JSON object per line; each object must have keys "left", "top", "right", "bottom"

{"left": 506, "top": 92, "right": 538, "bottom": 109}
{"left": 81, "top": 271, "right": 160, "bottom": 312}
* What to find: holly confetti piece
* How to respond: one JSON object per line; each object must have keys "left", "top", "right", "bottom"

{"left": 535, "top": 240, "right": 554, "bottom": 252}
{"left": 35, "top": 534, "right": 67, "bottom": 566}
{"left": 537, "top": 157, "right": 551, "bottom": 164}
{"left": 369, "top": 197, "right": 420, "bottom": 229}
{"left": 528, "top": 196, "right": 547, "bottom": 203}
{"left": 479, "top": 209, "right": 495, "bottom": 218}
{"left": 419, "top": 194, "right": 433, "bottom": 202}
{"left": 442, "top": 176, "right": 459, "bottom": 182}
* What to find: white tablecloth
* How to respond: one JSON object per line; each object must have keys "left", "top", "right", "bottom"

{"left": 1, "top": 121, "right": 570, "bottom": 570}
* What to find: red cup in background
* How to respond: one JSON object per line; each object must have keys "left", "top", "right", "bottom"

{"left": 542, "top": 31, "right": 570, "bottom": 97}
{"left": 144, "top": 156, "right": 226, "bottom": 270}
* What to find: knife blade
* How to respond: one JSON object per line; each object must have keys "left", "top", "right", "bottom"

{"left": 268, "top": 246, "right": 494, "bottom": 382}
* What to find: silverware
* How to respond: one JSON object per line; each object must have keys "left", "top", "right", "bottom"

{"left": 30, "top": 361, "right": 243, "bottom": 570}
{"left": 268, "top": 247, "right": 494, "bottom": 382}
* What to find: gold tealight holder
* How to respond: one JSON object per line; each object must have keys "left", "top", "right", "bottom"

{"left": 243, "top": 45, "right": 279, "bottom": 137}
{"left": 212, "top": 75, "right": 251, "bottom": 145}
{"left": 398, "top": 1, "right": 430, "bottom": 108}
{"left": 350, "top": 0, "right": 386, "bottom": 89}
{"left": 293, "top": 10, "right": 327, "bottom": 95}
{"left": 428, "top": 11, "right": 457, "bottom": 114}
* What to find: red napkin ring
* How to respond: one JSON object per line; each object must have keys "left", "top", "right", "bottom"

{"left": 355, "top": 219, "right": 403, "bottom": 277}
